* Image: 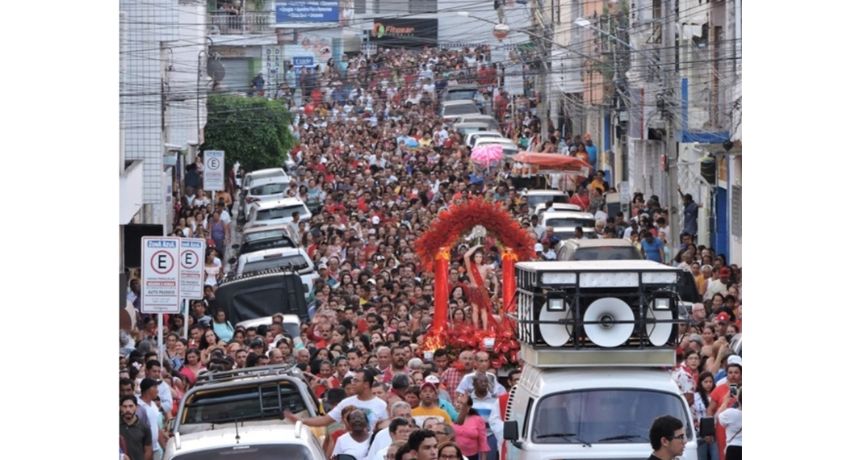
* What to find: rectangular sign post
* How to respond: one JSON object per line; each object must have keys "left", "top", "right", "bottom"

{"left": 141, "top": 237, "right": 181, "bottom": 367}
{"left": 203, "top": 150, "right": 225, "bottom": 192}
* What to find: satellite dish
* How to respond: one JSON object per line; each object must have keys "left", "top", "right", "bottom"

{"left": 583, "top": 297, "right": 634, "bottom": 348}
{"left": 538, "top": 306, "right": 570, "bottom": 347}
{"left": 208, "top": 57, "right": 225, "bottom": 82}
{"left": 646, "top": 306, "right": 674, "bottom": 346}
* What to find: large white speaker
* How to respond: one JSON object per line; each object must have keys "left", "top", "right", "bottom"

{"left": 539, "top": 307, "right": 570, "bottom": 347}
{"left": 584, "top": 297, "right": 634, "bottom": 348}
{"left": 646, "top": 307, "right": 674, "bottom": 346}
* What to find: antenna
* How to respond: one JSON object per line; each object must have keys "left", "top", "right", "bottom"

{"left": 234, "top": 419, "right": 240, "bottom": 444}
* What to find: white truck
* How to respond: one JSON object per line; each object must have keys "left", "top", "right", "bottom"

{"left": 503, "top": 260, "right": 698, "bottom": 460}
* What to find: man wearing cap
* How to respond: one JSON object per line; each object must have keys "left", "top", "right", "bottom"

{"left": 412, "top": 381, "right": 452, "bottom": 427}
{"left": 704, "top": 267, "right": 731, "bottom": 301}
{"left": 144, "top": 360, "right": 172, "bottom": 422}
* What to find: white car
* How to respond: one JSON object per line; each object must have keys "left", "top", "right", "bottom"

{"left": 235, "top": 247, "right": 319, "bottom": 296}
{"left": 472, "top": 137, "right": 519, "bottom": 157}
{"left": 455, "top": 114, "right": 500, "bottom": 130}
{"left": 236, "top": 313, "right": 301, "bottom": 340}
{"left": 465, "top": 130, "right": 505, "bottom": 148}
{"left": 242, "top": 175, "right": 293, "bottom": 219}
{"left": 239, "top": 168, "right": 291, "bottom": 218}
{"left": 522, "top": 189, "right": 569, "bottom": 212}
{"left": 246, "top": 198, "right": 312, "bottom": 229}
{"left": 534, "top": 202, "right": 583, "bottom": 220}
{"left": 539, "top": 210, "right": 597, "bottom": 232}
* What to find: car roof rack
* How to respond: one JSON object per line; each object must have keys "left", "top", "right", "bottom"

{"left": 221, "top": 267, "right": 300, "bottom": 284}
{"left": 196, "top": 363, "right": 304, "bottom": 385}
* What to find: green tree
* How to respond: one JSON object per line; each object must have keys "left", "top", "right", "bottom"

{"left": 202, "top": 94, "right": 295, "bottom": 172}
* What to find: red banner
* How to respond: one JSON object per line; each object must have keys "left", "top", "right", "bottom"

{"left": 502, "top": 249, "right": 517, "bottom": 313}
{"left": 431, "top": 248, "right": 450, "bottom": 332}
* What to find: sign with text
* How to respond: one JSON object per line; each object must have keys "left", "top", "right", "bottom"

{"left": 275, "top": 1, "right": 339, "bottom": 23}
{"left": 203, "top": 150, "right": 225, "bottom": 191}
{"left": 293, "top": 56, "right": 315, "bottom": 67}
{"left": 370, "top": 19, "right": 438, "bottom": 48}
{"left": 141, "top": 237, "right": 180, "bottom": 313}
{"left": 179, "top": 238, "right": 206, "bottom": 300}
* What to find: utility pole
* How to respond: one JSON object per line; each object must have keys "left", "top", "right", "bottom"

{"left": 534, "top": 0, "right": 550, "bottom": 141}
{"left": 663, "top": 0, "right": 680, "bottom": 244}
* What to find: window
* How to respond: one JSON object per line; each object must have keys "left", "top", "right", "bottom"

{"left": 531, "top": 389, "right": 692, "bottom": 444}
{"left": 569, "top": 247, "right": 643, "bottom": 261}
{"left": 256, "top": 205, "right": 307, "bottom": 222}
{"left": 409, "top": 0, "right": 436, "bottom": 14}
{"left": 545, "top": 217, "right": 596, "bottom": 228}
{"left": 182, "top": 383, "right": 308, "bottom": 425}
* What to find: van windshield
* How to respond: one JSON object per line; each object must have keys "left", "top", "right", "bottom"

{"left": 531, "top": 389, "right": 692, "bottom": 444}
{"left": 527, "top": 195, "right": 568, "bottom": 208}
{"left": 545, "top": 217, "right": 596, "bottom": 228}
{"left": 250, "top": 182, "right": 288, "bottom": 196}
{"left": 568, "top": 247, "right": 643, "bottom": 261}
{"left": 173, "top": 444, "right": 314, "bottom": 460}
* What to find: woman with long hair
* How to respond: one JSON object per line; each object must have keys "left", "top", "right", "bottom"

{"left": 212, "top": 308, "right": 234, "bottom": 343}
{"left": 463, "top": 245, "right": 497, "bottom": 331}
{"left": 453, "top": 394, "right": 490, "bottom": 460}
{"left": 203, "top": 247, "right": 223, "bottom": 287}
{"left": 179, "top": 349, "right": 204, "bottom": 386}
{"left": 694, "top": 371, "right": 719, "bottom": 460}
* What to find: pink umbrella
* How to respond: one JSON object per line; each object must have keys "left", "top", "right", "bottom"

{"left": 470, "top": 144, "right": 504, "bottom": 168}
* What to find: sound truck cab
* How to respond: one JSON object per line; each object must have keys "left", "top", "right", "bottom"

{"left": 503, "top": 260, "right": 697, "bottom": 460}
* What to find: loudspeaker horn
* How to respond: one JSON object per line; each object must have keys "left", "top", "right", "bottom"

{"left": 538, "top": 306, "right": 570, "bottom": 347}
{"left": 646, "top": 306, "right": 674, "bottom": 346}
{"left": 583, "top": 297, "right": 634, "bottom": 348}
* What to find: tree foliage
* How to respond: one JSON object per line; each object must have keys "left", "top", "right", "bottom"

{"left": 202, "top": 94, "right": 295, "bottom": 172}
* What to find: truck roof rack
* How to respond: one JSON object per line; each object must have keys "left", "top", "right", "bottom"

{"left": 196, "top": 364, "right": 304, "bottom": 385}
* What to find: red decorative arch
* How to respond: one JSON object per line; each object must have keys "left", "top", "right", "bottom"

{"left": 416, "top": 198, "right": 536, "bottom": 271}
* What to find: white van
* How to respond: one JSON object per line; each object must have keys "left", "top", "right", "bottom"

{"left": 504, "top": 260, "right": 697, "bottom": 459}
{"left": 503, "top": 366, "right": 697, "bottom": 460}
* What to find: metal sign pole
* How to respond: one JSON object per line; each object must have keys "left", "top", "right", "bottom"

{"left": 183, "top": 299, "right": 190, "bottom": 340}
{"left": 158, "top": 313, "right": 165, "bottom": 368}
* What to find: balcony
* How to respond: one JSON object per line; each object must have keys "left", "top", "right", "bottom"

{"left": 208, "top": 10, "right": 274, "bottom": 35}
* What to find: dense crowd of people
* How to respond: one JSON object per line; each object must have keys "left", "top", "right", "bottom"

{"left": 120, "top": 45, "right": 741, "bottom": 460}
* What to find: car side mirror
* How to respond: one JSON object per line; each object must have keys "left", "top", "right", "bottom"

{"left": 504, "top": 420, "right": 521, "bottom": 443}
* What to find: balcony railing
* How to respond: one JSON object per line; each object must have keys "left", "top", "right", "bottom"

{"left": 208, "top": 11, "right": 274, "bottom": 35}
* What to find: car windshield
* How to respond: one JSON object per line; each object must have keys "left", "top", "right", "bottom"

{"left": 532, "top": 389, "right": 692, "bottom": 444}
{"left": 250, "top": 182, "right": 288, "bottom": 196}
{"left": 569, "top": 246, "right": 643, "bottom": 261}
{"left": 173, "top": 444, "right": 315, "bottom": 460}
{"left": 444, "top": 104, "right": 479, "bottom": 115}
{"left": 546, "top": 217, "right": 596, "bottom": 228}
{"left": 243, "top": 254, "right": 309, "bottom": 274}
{"left": 255, "top": 205, "right": 305, "bottom": 222}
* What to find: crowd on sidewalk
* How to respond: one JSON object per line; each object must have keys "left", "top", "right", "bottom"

{"left": 120, "top": 45, "right": 741, "bottom": 460}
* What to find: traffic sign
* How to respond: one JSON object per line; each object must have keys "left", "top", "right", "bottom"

{"left": 179, "top": 238, "right": 206, "bottom": 300}
{"left": 141, "top": 237, "right": 181, "bottom": 314}
{"left": 203, "top": 150, "right": 225, "bottom": 191}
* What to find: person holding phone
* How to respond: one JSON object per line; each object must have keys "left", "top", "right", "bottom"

{"left": 707, "top": 358, "right": 741, "bottom": 460}
{"left": 716, "top": 387, "right": 741, "bottom": 460}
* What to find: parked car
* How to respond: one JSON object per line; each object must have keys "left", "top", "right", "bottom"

{"left": 238, "top": 168, "right": 291, "bottom": 220}
{"left": 164, "top": 422, "right": 326, "bottom": 460}
{"left": 539, "top": 210, "right": 597, "bottom": 232}
{"left": 522, "top": 189, "right": 569, "bottom": 212}
{"left": 454, "top": 114, "right": 501, "bottom": 130}
{"left": 245, "top": 198, "right": 312, "bottom": 229}
{"left": 235, "top": 313, "right": 301, "bottom": 340}
{"left": 233, "top": 225, "right": 298, "bottom": 259}
{"left": 556, "top": 238, "right": 643, "bottom": 261}
{"left": 534, "top": 202, "right": 583, "bottom": 220}
{"left": 440, "top": 100, "right": 481, "bottom": 121}
{"left": 454, "top": 121, "right": 493, "bottom": 138}
{"left": 471, "top": 138, "right": 519, "bottom": 157}
{"left": 465, "top": 130, "right": 505, "bottom": 147}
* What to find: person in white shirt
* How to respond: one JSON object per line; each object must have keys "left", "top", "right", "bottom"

{"left": 367, "top": 402, "right": 412, "bottom": 460}
{"left": 285, "top": 368, "right": 388, "bottom": 431}
{"left": 469, "top": 373, "right": 503, "bottom": 454}
{"left": 333, "top": 410, "right": 373, "bottom": 459}
{"left": 368, "top": 417, "right": 413, "bottom": 460}
{"left": 456, "top": 352, "right": 506, "bottom": 398}
{"left": 717, "top": 387, "right": 742, "bottom": 460}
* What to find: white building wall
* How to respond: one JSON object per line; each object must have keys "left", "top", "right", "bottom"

{"left": 166, "top": 1, "right": 208, "bottom": 150}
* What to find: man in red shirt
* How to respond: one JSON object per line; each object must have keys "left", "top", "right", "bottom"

{"left": 707, "top": 359, "right": 741, "bottom": 460}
